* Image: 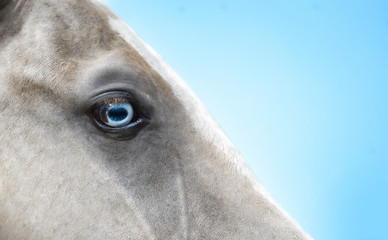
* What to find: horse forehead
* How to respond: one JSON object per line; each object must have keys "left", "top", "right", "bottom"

{"left": 2, "top": 1, "right": 175, "bottom": 89}
{"left": 1, "top": 1, "right": 152, "bottom": 99}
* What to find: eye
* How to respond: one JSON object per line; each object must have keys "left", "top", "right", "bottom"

{"left": 96, "top": 101, "right": 134, "bottom": 128}
{"left": 90, "top": 91, "right": 150, "bottom": 136}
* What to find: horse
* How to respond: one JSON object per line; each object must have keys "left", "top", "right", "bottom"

{"left": 0, "top": 0, "right": 312, "bottom": 239}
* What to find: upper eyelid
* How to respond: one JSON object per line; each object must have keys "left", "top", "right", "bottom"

{"left": 89, "top": 91, "right": 135, "bottom": 108}
{"left": 96, "top": 97, "right": 131, "bottom": 106}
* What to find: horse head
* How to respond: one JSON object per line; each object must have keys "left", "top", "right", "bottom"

{"left": 0, "top": 0, "right": 312, "bottom": 239}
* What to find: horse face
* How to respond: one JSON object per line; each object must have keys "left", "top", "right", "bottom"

{"left": 0, "top": 0, "right": 311, "bottom": 239}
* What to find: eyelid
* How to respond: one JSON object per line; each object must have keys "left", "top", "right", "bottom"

{"left": 89, "top": 91, "right": 135, "bottom": 106}
{"left": 95, "top": 97, "right": 129, "bottom": 106}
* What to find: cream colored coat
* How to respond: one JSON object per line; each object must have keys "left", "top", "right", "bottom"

{"left": 0, "top": 0, "right": 312, "bottom": 239}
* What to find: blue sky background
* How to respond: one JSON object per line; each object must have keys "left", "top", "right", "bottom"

{"left": 102, "top": 1, "right": 388, "bottom": 239}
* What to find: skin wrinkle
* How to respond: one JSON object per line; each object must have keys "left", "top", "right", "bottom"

{"left": 0, "top": 0, "right": 313, "bottom": 239}
{"left": 174, "top": 150, "right": 190, "bottom": 240}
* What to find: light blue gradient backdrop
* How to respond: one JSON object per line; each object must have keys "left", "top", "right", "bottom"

{"left": 102, "top": 1, "right": 388, "bottom": 239}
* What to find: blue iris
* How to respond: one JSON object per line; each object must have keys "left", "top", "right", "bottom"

{"left": 100, "top": 102, "right": 134, "bottom": 128}
{"left": 108, "top": 107, "right": 129, "bottom": 122}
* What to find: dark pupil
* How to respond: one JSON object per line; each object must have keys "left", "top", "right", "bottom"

{"left": 108, "top": 107, "right": 128, "bottom": 121}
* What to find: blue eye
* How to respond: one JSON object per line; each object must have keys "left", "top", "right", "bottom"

{"left": 92, "top": 95, "right": 141, "bottom": 129}
{"left": 90, "top": 91, "right": 150, "bottom": 138}
{"left": 99, "top": 102, "right": 134, "bottom": 128}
